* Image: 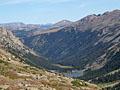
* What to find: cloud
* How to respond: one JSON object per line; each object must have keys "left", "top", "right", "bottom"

{"left": 0, "top": 0, "right": 34, "bottom": 5}
{"left": 0, "top": 0, "right": 74, "bottom": 6}
{"left": 43, "top": 0, "right": 73, "bottom": 3}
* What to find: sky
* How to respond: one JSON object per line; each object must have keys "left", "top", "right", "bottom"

{"left": 0, "top": 0, "right": 120, "bottom": 24}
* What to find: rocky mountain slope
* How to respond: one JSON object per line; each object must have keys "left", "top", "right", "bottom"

{"left": 0, "top": 28, "right": 100, "bottom": 90}
{"left": 0, "top": 27, "right": 61, "bottom": 70}
{"left": 19, "top": 10, "right": 120, "bottom": 89}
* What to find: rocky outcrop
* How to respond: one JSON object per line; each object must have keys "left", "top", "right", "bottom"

{"left": 0, "top": 27, "right": 59, "bottom": 70}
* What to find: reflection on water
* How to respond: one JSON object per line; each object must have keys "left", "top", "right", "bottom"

{"left": 63, "top": 70, "right": 84, "bottom": 78}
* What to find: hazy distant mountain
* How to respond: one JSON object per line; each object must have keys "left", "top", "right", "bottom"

{"left": 21, "top": 10, "right": 120, "bottom": 89}
{"left": 0, "top": 22, "right": 50, "bottom": 31}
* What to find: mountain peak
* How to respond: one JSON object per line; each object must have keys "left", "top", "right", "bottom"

{"left": 58, "top": 20, "right": 72, "bottom": 23}
{"left": 109, "top": 9, "right": 120, "bottom": 13}
{"left": 53, "top": 20, "right": 73, "bottom": 28}
{"left": 55, "top": 20, "right": 72, "bottom": 24}
{"left": 102, "top": 9, "right": 120, "bottom": 16}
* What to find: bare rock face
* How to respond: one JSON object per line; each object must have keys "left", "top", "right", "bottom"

{"left": 0, "top": 27, "right": 8, "bottom": 35}
{"left": 0, "top": 27, "right": 29, "bottom": 54}
{"left": 0, "top": 27, "right": 24, "bottom": 47}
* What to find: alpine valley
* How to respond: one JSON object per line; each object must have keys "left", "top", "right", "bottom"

{"left": 0, "top": 9, "right": 120, "bottom": 90}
